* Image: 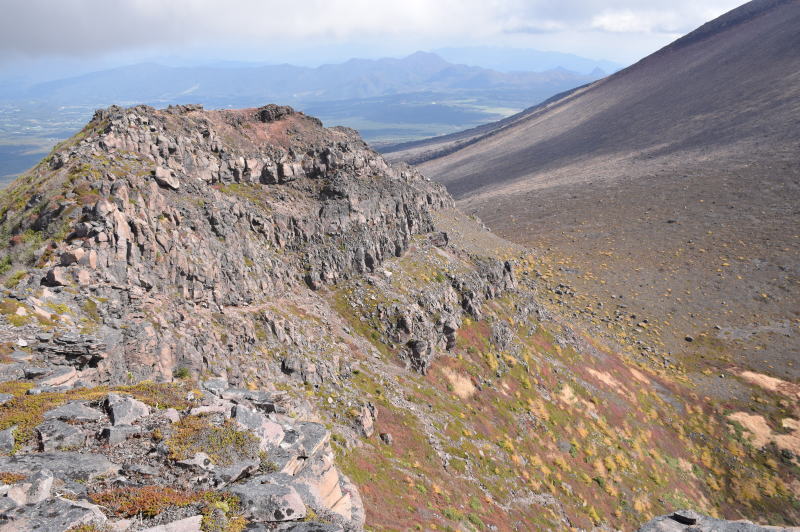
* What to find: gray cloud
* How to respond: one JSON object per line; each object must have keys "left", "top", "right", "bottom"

{"left": 0, "top": 0, "right": 747, "bottom": 61}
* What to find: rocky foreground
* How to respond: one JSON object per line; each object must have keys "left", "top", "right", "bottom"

{"left": 0, "top": 377, "right": 359, "bottom": 531}
{"left": 0, "top": 104, "right": 797, "bottom": 530}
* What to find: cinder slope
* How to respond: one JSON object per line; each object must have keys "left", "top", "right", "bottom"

{"left": 420, "top": 0, "right": 800, "bottom": 198}
{"left": 417, "top": 0, "right": 800, "bottom": 385}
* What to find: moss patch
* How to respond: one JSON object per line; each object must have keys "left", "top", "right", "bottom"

{"left": 0, "top": 381, "right": 195, "bottom": 451}
{"left": 166, "top": 415, "right": 259, "bottom": 466}
{"left": 91, "top": 485, "right": 205, "bottom": 517}
{"left": 0, "top": 471, "right": 26, "bottom": 484}
{"left": 90, "top": 485, "right": 246, "bottom": 530}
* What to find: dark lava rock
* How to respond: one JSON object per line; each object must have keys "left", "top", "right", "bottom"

{"left": 257, "top": 104, "right": 295, "bottom": 123}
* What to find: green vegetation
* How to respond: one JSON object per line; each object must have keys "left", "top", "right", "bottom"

{"left": 0, "top": 298, "right": 32, "bottom": 327}
{"left": 65, "top": 525, "right": 109, "bottom": 532}
{"left": 0, "top": 381, "right": 195, "bottom": 451}
{"left": 173, "top": 366, "right": 191, "bottom": 379}
{"left": 324, "top": 261, "right": 799, "bottom": 530}
{"left": 90, "top": 485, "right": 247, "bottom": 531}
{"left": 258, "top": 451, "right": 279, "bottom": 473}
{"left": 216, "top": 183, "right": 272, "bottom": 212}
{"left": 3, "top": 271, "right": 27, "bottom": 288}
{"left": 91, "top": 485, "right": 206, "bottom": 517}
{"left": 165, "top": 415, "right": 259, "bottom": 466}
{"left": 45, "top": 302, "right": 70, "bottom": 315}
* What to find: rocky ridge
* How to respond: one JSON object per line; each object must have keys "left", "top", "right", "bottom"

{"left": 0, "top": 104, "right": 797, "bottom": 530}
{"left": 0, "top": 103, "right": 457, "bottom": 385}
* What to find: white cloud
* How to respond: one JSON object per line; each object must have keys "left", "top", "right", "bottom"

{"left": 587, "top": 3, "right": 747, "bottom": 34}
{"left": 591, "top": 10, "right": 657, "bottom": 33}
{"left": 0, "top": 0, "right": 748, "bottom": 62}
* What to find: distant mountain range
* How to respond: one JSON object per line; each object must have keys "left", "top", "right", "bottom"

{"left": 434, "top": 46, "right": 621, "bottom": 74}
{"left": 0, "top": 51, "right": 609, "bottom": 182}
{"left": 2, "top": 51, "right": 605, "bottom": 106}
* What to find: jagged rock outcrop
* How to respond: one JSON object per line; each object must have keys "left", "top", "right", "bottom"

{"left": 336, "top": 253, "right": 516, "bottom": 374}
{"left": 0, "top": 103, "right": 461, "bottom": 384}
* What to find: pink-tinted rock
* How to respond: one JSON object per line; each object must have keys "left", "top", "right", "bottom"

{"left": 77, "top": 249, "right": 98, "bottom": 269}
{"left": 75, "top": 269, "right": 92, "bottom": 285}
{"left": 44, "top": 267, "right": 69, "bottom": 287}
{"left": 40, "top": 367, "right": 77, "bottom": 387}
{"left": 60, "top": 248, "right": 85, "bottom": 266}
{"left": 154, "top": 166, "right": 180, "bottom": 190}
{"left": 140, "top": 515, "right": 203, "bottom": 532}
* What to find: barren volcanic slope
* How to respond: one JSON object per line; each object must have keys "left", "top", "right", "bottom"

{"left": 410, "top": 0, "right": 800, "bottom": 391}
{"left": 0, "top": 104, "right": 799, "bottom": 530}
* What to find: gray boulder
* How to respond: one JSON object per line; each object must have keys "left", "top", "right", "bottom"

{"left": 201, "top": 378, "right": 229, "bottom": 396}
{"left": 23, "top": 366, "right": 49, "bottom": 379}
{"left": 229, "top": 474, "right": 307, "bottom": 522}
{"left": 0, "top": 452, "right": 119, "bottom": 484}
{"left": 99, "top": 425, "right": 142, "bottom": 445}
{"left": 154, "top": 166, "right": 180, "bottom": 190}
{"left": 0, "top": 496, "right": 107, "bottom": 531}
{"left": 0, "top": 364, "right": 24, "bottom": 382}
{"left": 231, "top": 404, "right": 266, "bottom": 432}
{"left": 4, "top": 469, "right": 53, "bottom": 506}
{"left": 106, "top": 393, "right": 150, "bottom": 425}
{"left": 231, "top": 404, "right": 285, "bottom": 451}
{"left": 0, "top": 426, "right": 15, "bottom": 453}
{"left": 220, "top": 388, "right": 279, "bottom": 413}
{"left": 271, "top": 422, "right": 330, "bottom": 476}
{"left": 213, "top": 459, "right": 259, "bottom": 485}
{"left": 39, "top": 366, "right": 77, "bottom": 387}
{"left": 43, "top": 267, "right": 70, "bottom": 287}
{"left": 140, "top": 515, "right": 203, "bottom": 532}
{"left": 26, "top": 469, "right": 54, "bottom": 504}
{"left": 36, "top": 419, "right": 86, "bottom": 452}
{"left": 257, "top": 104, "right": 295, "bottom": 123}
{"left": 176, "top": 452, "right": 215, "bottom": 472}
{"left": 44, "top": 401, "right": 104, "bottom": 422}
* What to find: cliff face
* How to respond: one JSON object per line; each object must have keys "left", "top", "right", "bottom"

{"left": 0, "top": 105, "right": 797, "bottom": 531}
{"left": 0, "top": 103, "right": 456, "bottom": 384}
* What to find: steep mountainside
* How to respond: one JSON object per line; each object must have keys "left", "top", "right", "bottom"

{"left": 0, "top": 104, "right": 797, "bottom": 530}
{"left": 402, "top": 0, "right": 800, "bottom": 394}
{"left": 406, "top": 0, "right": 800, "bottom": 192}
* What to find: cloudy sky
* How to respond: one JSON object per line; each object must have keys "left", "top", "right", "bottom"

{"left": 0, "top": 0, "right": 747, "bottom": 71}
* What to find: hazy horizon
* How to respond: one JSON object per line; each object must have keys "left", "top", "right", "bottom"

{"left": 0, "top": 0, "right": 747, "bottom": 79}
